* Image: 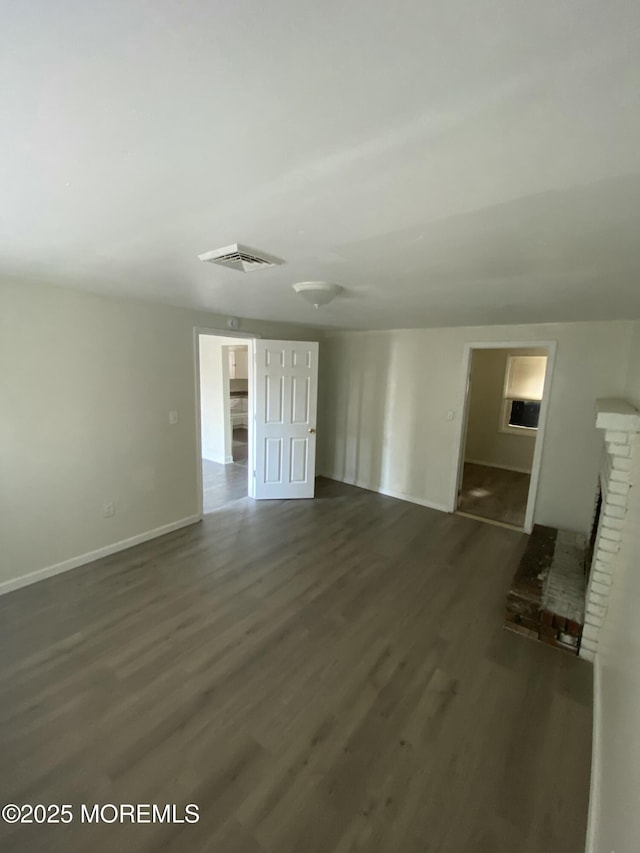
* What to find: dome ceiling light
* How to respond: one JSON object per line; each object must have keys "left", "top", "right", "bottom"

{"left": 292, "top": 281, "right": 342, "bottom": 309}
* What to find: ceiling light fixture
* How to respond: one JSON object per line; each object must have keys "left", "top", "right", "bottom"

{"left": 292, "top": 281, "right": 342, "bottom": 309}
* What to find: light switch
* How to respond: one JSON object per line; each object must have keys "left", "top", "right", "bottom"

{"left": 447, "top": 410, "right": 455, "bottom": 421}
{"left": 169, "top": 410, "right": 178, "bottom": 425}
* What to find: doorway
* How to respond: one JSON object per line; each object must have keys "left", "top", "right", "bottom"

{"left": 197, "top": 332, "right": 253, "bottom": 513}
{"left": 195, "top": 333, "right": 320, "bottom": 513}
{"left": 452, "top": 343, "right": 555, "bottom": 531}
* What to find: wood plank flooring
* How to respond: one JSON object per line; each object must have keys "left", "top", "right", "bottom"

{"left": 0, "top": 478, "right": 592, "bottom": 853}
{"left": 202, "top": 428, "right": 249, "bottom": 512}
{"left": 459, "top": 463, "right": 531, "bottom": 528}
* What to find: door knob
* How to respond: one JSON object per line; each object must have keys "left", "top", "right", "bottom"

{"left": 308, "top": 427, "right": 316, "bottom": 433}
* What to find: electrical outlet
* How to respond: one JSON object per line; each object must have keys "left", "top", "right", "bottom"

{"left": 169, "top": 410, "right": 178, "bottom": 425}
{"left": 103, "top": 501, "right": 115, "bottom": 518}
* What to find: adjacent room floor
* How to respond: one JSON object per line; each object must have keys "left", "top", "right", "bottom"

{"left": 458, "top": 462, "right": 531, "bottom": 528}
{"left": 0, "top": 479, "right": 592, "bottom": 853}
{"left": 202, "top": 427, "right": 249, "bottom": 512}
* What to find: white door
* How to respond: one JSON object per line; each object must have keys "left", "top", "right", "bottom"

{"left": 253, "top": 340, "right": 319, "bottom": 499}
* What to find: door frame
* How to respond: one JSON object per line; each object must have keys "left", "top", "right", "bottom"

{"left": 193, "top": 327, "right": 260, "bottom": 516}
{"left": 448, "top": 339, "right": 557, "bottom": 533}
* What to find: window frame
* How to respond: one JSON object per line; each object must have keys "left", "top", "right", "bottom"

{"left": 499, "top": 397, "right": 541, "bottom": 435}
{"left": 499, "top": 354, "right": 547, "bottom": 436}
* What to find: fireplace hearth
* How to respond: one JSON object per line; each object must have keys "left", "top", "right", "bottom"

{"left": 505, "top": 525, "right": 585, "bottom": 653}
{"left": 505, "top": 399, "right": 639, "bottom": 659}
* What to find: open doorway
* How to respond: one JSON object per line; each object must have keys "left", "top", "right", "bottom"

{"left": 453, "top": 343, "right": 555, "bottom": 531}
{"left": 195, "top": 334, "right": 320, "bottom": 509}
{"left": 197, "top": 332, "right": 252, "bottom": 513}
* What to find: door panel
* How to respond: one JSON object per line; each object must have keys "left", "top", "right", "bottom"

{"left": 265, "top": 375, "right": 284, "bottom": 423}
{"left": 264, "top": 437, "right": 283, "bottom": 484}
{"left": 291, "top": 376, "right": 311, "bottom": 423}
{"left": 253, "top": 340, "right": 319, "bottom": 500}
{"left": 289, "top": 437, "right": 308, "bottom": 483}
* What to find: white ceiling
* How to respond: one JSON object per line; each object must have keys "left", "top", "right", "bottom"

{"left": 2, "top": 0, "right": 640, "bottom": 330}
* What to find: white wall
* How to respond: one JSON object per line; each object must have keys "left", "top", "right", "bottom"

{"left": 465, "top": 348, "right": 542, "bottom": 473}
{"left": 318, "top": 320, "right": 633, "bottom": 532}
{"left": 622, "top": 321, "right": 640, "bottom": 427}
{"left": 0, "top": 280, "right": 316, "bottom": 590}
{"left": 590, "top": 320, "right": 640, "bottom": 853}
{"left": 199, "top": 336, "right": 244, "bottom": 464}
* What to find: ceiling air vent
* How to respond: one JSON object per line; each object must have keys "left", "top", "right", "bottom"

{"left": 197, "top": 243, "right": 284, "bottom": 272}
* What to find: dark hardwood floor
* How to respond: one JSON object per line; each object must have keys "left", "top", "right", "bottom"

{"left": 0, "top": 478, "right": 592, "bottom": 853}
{"left": 459, "top": 462, "right": 531, "bottom": 528}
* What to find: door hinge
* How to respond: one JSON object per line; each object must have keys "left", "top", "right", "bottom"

{"left": 253, "top": 470, "right": 256, "bottom": 478}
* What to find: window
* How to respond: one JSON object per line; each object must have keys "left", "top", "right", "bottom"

{"left": 501, "top": 354, "right": 547, "bottom": 434}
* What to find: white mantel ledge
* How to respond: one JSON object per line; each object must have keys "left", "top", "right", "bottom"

{"left": 595, "top": 398, "right": 640, "bottom": 433}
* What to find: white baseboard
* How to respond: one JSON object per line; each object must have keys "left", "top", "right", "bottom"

{"left": 318, "top": 471, "right": 449, "bottom": 514}
{"left": 0, "top": 514, "right": 202, "bottom": 597}
{"left": 464, "top": 458, "right": 532, "bottom": 475}
{"left": 584, "top": 655, "right": 601, "bottom": 853}
{"left": 203, "top": 454, "right": 233, "bottom": 465}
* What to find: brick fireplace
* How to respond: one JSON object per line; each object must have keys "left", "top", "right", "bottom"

{"left": 580, "top": 399, "right": 640, "bottom": 662}
{"left": 505, "top": 398, "right": 639, "bottom": 656}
